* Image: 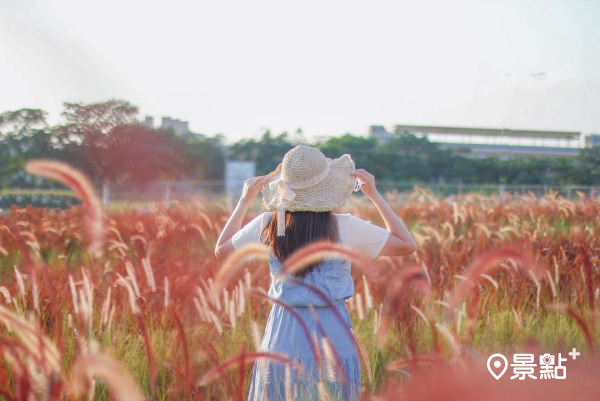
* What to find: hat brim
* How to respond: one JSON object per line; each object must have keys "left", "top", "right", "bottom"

{"left": 261, "top": 154, "right": 356, "bottom": 212}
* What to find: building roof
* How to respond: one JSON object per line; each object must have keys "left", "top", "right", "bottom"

{"left": 390, "top": 124, "right": 581, "bottom": 140}
{"left": 438, "top": 143, "right": 580, "bottom": 158}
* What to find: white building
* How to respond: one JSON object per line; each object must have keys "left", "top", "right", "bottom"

{"left": 224, "top": 160, "right": 256, "bottom": 210}
{"left": 161, "top": 117, "right": 190, "bottom": 136}
{"left": 585, "top": 134, "right": 600, "bottom": 148}
{"left": 141, "top": 115, "right": 205, "bottom": 137}
{"left": 141, "top": 116, "right": 154, "bottom": 129}
{"left": 369, "top": 124, "right": 583, "bottom": 159}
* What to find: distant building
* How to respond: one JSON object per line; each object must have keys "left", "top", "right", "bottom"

{"left": 141, "top": 116, "right": 154, "bottom": 129}
{"left": 161, "top": 117, "right": 190, "bottom": 136}
{"left": 225, "top": 160, "right": 256, "bottom": 196}
{"left": 369, "top": 124, "right": 582, "bottom": 159}
{"left": 141, "top": 115, "right": 207, "bottom": 137}
{"left": 368, "top": 125, "right": 389, "bottom": 139}
{"left": 585, "top": 134, "right": 600, "bottom": 147}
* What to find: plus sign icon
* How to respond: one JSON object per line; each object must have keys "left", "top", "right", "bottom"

{"left": 569, "top": 348, "right": 580, "bottom": 360}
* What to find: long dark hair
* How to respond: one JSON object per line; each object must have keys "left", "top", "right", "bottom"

{"left": 260, "top": 211, "right": 338, "bottom": 279}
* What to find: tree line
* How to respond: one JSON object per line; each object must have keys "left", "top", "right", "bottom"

{"left": 2, "top": 99, "right": 600, "bottom": 199}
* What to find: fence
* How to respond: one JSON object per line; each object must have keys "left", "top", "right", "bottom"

{"left": 102, "top": 180, "right": 226, "bottom": 204}
{"left": 1, "top": 181, "right": 599, "bottom": 210}
{"left": 376, "top": 182, "right": 600, "bottom": 199}
{"left": 103, "top": 181, "right": 600, "bottom": 204}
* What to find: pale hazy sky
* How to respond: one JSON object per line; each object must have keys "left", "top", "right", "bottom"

{"left": 1, "top": 0, "right": 599, "bottom": 143}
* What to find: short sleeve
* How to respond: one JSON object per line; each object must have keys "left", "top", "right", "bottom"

{"left": 231, "top": 212, "right": 269, "bottom": 250}
{"left": 336, "top": 213, "right": 389, "bottom": 259}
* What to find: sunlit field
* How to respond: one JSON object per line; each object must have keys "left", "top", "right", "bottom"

{"left": 1, "top": 166, "right": 600, "bottom": 400}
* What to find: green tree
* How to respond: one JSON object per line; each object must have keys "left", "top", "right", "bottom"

{"left": 178, "top": 135, "right": 225, "bottom": 181}
{"left": 574, "top": 147, "right": 600, "bottom": 185}
{"left": 470, "top": 157, "right": 502, "bottom": 184}
{"left": 0, "top": 108, "right": 74, "bottom": 208}
{"left": 0, "top": 109, "right": 64, "bottom": 187}
{"left": 54, "top": 99, "right": 139, "bottom": 183}
{"left": 500, "top": 157, "right": 550, "bottom": 184}
{"left": 228, "top": 130, "right": 294, "bottom": 174}
{"left": 547, "top": 157, "right": 581, "bottom": 185}
{"left": 105, "top": 124, "right": 185, "bottom": 183}
{"left": 317, "top": 134, "right": 384, "bottom": 177}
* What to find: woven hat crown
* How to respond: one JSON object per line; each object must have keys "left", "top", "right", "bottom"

{"left": 262, "top": 145, "right": 357, "bottom": 236}
{"left": 281, "top": 145, "right": 329, "bottom": 188}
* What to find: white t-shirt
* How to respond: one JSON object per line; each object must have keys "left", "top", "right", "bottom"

{"left": 231, "top": 212, "right": 390, "bottom": 259}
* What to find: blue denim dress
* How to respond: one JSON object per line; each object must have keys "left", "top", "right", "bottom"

{"left": 247, "top": 254, "right": 361, "bottom": 401}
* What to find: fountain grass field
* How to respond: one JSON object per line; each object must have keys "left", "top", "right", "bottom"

{"left": 0, "top": 185, "right": 599, "bottom": 400}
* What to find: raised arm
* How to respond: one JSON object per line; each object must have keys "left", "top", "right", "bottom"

{"left": 351, "top": 169, "right": 417, "bottom": 256}
{"left": 214, "top": 175, "right": 270, "bottom": 260}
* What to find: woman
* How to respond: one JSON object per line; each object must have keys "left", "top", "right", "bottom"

{"left": 215, "top": 145, "right": 417, "bottom": 401}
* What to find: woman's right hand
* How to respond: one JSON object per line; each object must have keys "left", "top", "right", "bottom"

{"left": 350, "top": 169, "right": 379, "bottom": 200}
{"left": 240, "top": 175, "right": 270, "bottom": 203}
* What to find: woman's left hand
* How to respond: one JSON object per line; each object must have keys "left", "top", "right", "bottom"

{"left": 240, "top": 175, "right": 270, "bottom": 203}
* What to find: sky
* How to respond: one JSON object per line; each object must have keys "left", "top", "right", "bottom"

{"left": 1, "top": 0, "right": 599, "bottom": 143}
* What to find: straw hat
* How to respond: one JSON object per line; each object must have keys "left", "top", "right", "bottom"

{"left": 261, "top": 145, "right": 360, "bottom": 236}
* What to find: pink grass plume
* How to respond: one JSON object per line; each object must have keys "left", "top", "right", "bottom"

{"left": 70, "top": 353, "right": 148, "bottom": 401}
{"left": 24, "top": 159, "right": 105, "bottom": 259}
{"left": 446, "top": 245, "right": 540, "bottom": 321}
{"left": 197, "top": 351, "right": 307, "bottom": 387}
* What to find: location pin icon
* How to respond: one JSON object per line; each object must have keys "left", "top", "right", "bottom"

{"left": 487, "top": 354, "right": 508, "bottom": 380}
